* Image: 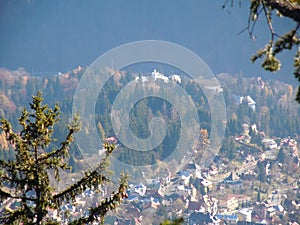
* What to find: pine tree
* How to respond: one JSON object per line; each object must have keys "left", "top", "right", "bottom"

{"left": 0, "top": 91, "right": 128, "bottom": 225}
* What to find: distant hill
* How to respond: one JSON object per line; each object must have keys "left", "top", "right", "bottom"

{"left": 0, "top": 66, "right": 299, "bottom": 166}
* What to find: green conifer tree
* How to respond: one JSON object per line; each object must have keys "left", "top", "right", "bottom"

{"left": 0, "top": 91, "right": 128, "bottom": 225}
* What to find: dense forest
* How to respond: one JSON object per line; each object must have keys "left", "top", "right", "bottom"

{"left": 0, "top": 67, "right": 299, "bottom": 170}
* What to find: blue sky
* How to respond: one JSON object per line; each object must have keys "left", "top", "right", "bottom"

{"left": 0, "top": 0, "right": 296, "bottom": 83}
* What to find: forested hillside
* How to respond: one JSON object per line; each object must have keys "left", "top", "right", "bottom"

{"left": 218, "top": 73, "right": 300, "bottom": 138}
{"left": 0, "top": 67, "right": 299, "bottom": 168}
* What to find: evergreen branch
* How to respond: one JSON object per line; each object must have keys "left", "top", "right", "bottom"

{"left": 0, "top": 206, "right": 33, "bottom": 225}
{"left": 160, "top": 218, "right": 184, "bottom": 225}
{"left": 0, "top": 160, "right": 15, "bottom": 171}
{"left": 0, "top": 188, "right": 35, "bottom": 201}
{"left": 0, "top": 173, "right": 27, "bottom": 188}
{"left": 52, "top": 170, "right": 109, "bottom": 204}
{"left": 38, "top": 113, "right": 81, "bottom": 163}
{"left": 264, "top": 0, "right": 300, "bottom": 23}
{"left": 0, "top": 176, "right": 25, "bottom": 184}
{"left": 273, "top": 25, "right": 300, "bottom": 55}
{"left": 0, "top": 118, "right": 19, "bottom": 146}
{"left": 38, "top": 129, "right": 73, "bottom": 163}
{"left": 0, "top": 92, "right": 127, "bottom": 223}
{"left": 69, "top": 174, "right": 128, "bottom": 225}
{"left": 0, "top": 161, "right": 24, "bottom": 187}
{"left": 0, "top": 188, "right": 13, "bottom": 199}
{"left": 52, "top": 145, "right": 113, "bottom": 203}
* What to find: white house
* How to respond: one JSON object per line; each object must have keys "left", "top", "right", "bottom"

{"left": 233, "top": 95, "right": 256, "bottom": 111}
{"left": 135, "top": 76, "right": 149, "bottom": 83}
{"left": 244, "top": 96, "right": 256, "bottom": 110}
{"left": 262, "top": 138, "right": 278, "bottom": 150}
{"left": 238, "top": 208, "right": 252, "bottom": 222}
{"left": 152, "top": 69, "right": 169, "bottom": 83}
{"left": 169, "top": 74, "right": 182, "bottom": 83}
{"left": 134, "top": 183, "right": 147, "bottom": 196}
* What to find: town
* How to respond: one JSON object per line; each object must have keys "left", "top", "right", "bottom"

{"left": 25, "top": 129, "right": 298, "bottom": 224}
{"left": 0, "top": 69, "right": 299, "bottom": 225}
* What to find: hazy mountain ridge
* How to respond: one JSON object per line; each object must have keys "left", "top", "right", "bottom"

{"left": 0, "top": 67, "right": 299, "bottom": 159}
{"left": 0, "top": 67, "right": 299, "bottom": 133}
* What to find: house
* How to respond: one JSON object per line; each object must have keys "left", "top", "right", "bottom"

{"left": 48, "top": 209, "right": 62, "bottom": 222}
{"left": 164, "top": 193, "right": 185, "bottom": 205}
{"left": 152, "top": 69, "right": 169, "bottom": 83}
{"left": 75, "top": 196, "right": 86, "bottom": 207}
{"left": 142, "top": 197, "right": 160, "bottom": 209}
{"left": 226, "top": 181, "right": 243, "bottom": 191}
{"left": 196, "top": 176, "right": 213, "bottom": 194}
{"left": 60, "top": 203, "right": 75, "bottom": 213}
{"left": 216, "top": 214, "right": 239, "bottom": 224}
{"left": 145, "top": 178, "right": 160, "bottom": 185}
{"left": 135, "top": 75, "right": 149, "bottom": 83}
{"left": 225, "top": 172, "right": 240, "bottom": 182}
{"left": 243, "top": 96, "right": 256, "bottom": 111}
{"left": 169, "top": 74, "right": 182, "bottom": 83}
{"left": 240, "top": 169, "right": 257, "bottom": 181}
{"left": 134, "top": 183, "right": 147, "bottom": 196}
{"left": 144, "top": 183, "right": 165, "bottom": 201}
{"left": 159, "top": 169, "right": 172, "bottom": 186}
{"left": 203, "top": 195, "right": 218, "bottom": 216}
{"left": 186, "top": 162, "right": 201, "bottom": 173}
{"left": 288, "top": 178, "right": 299, "bottom": 190}
{"left": 273, "top": 204, "right": 285, "bottom": 217}
{"left": 252, "top": 203, "right": 267, "bottom": 221}
{"left": 200, "top": 178, "right": 213, "bottom": 188}
{"left": 280, "top": 137, "right": 298, "bottom": 155}
{"left": 189, "top": 212, "right": 221, "bottom": 225}
{"left": 176, "top": 184, "right": 192, "bottom": 199}
{"left": 187, "top": 200, "right": 206, "bottom": 213}
{"left": 268, "top": 189, "right": 281, "bottom": 205}
{"left": 209, "top": 165, "right": 219, "bottom": 176}
{"left": 262, "top": 138, "right": 278, "bottom": 150}
{"left": 291, "top": 200, "right": 300, "bottom": 209}
{"left": 261, "top": 151, "right": 277, "bottom": 161}
{"left": 127, "top": 195, "right": 138, "bottom": 202}
{"left": 250, "top": 123, "right": 258, "bottom": 133}
{"left": 115, "top": 206, "right": 142, "bottom": 225}
{"left": 104, "top": 136, "right": 117, "bottom": 144}
{"left": 223, "top": 172, "right": 243, "bottom": 191}
{"left": 242, "top": 124, "right": 250, "bottom": 135}
{"left": 218, "top": 194, "right": 239, "bottom": 212}
{"left": 178, "top": 170, "right": 191, "bottom": 185}
{"left": 266, "top": 206, "right": 276, "bottom": 219}
{"left": 233, "top": 95, "right": 256, "bottom": 111}
{"left": 238, "top": 208, "right": 252, "bottom": 222}
{"left": 235, "top": 195, "right": 251, "bottom": 207}
{"left": 235, "top": 134, "right": 251, "bottom": 144}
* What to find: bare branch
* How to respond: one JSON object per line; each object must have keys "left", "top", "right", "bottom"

{"left": 262, "top": 1, "right": 275, "bottom": 44}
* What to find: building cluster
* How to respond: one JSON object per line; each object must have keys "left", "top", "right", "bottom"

{"left": 135, "top": 69, "right": 182, "bottom": 84}
{"left": 111, "top": 132, "right": 299, "bottom": 224}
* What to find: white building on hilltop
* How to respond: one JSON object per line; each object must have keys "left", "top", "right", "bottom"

{"left": 234, "top": 95, "right": 256, "bottom": 111}
{"left": 151, "top": 69, "right": 169, "bottom": 83}
{"left": 169, "top": 74, "right": 182, "bottom": 83}
{"left": 262, "top": 138, "right": 278, "bottom": 150}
